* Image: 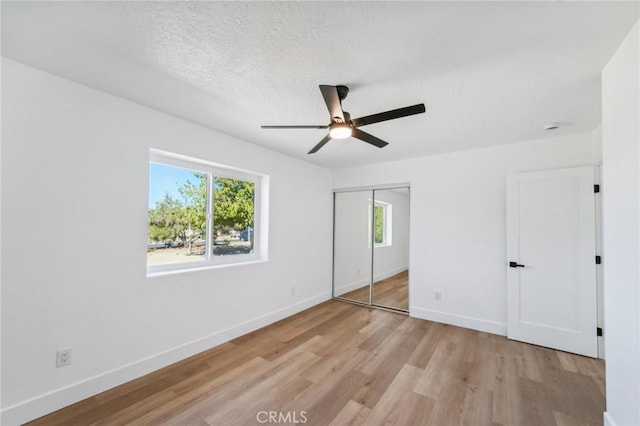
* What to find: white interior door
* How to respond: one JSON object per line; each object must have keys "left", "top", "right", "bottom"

{"left": 506, "top": 166, "right": 597, "bottom": 357}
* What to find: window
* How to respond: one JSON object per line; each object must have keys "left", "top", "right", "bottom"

{"left": 147, "top": 150, "right": 264, "bottom": 274}
{"left": 370, "top": 201, "right": 392, "bottom": 247}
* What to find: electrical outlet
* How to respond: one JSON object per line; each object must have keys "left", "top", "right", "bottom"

{"left": 56, "top": 348, "right": 72, "bottom": 368}
{"left": 435, "top": 292, "right": 442, "bottom": 301}
{"left": 290, "top": 286, "right": 296, "bottom": 296}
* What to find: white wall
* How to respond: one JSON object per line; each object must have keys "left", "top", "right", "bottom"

{"left": 0, "top": 59, "right": 333, "bottom": 425}
{"left": 601, "top": 21, "right": 640, "bottom": 426}
{"left": 333, "top": 131, "right": 599, "bottom": 335}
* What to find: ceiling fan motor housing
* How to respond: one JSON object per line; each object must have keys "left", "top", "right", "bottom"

{"left": 336, "top": 85, "right": 349, "bottom": 101}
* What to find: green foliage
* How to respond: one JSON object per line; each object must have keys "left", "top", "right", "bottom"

{"left": 374, "top": 205, "right": 384, "bottom": 244}
{"left": 214, "top": 178, "right": 255, "bottom": 232}
{"left": 178, "top": 171, "right": 207, "bottom": 237}
{"left": 147, "top": 171, "right": 255, "bottom": 244}
{"left": 147, "top": 193, "right": 185, "bottom": 243}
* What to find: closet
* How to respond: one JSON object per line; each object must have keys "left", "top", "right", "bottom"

{"left": 333, "top": 187, "right": 410, "bottom": 312}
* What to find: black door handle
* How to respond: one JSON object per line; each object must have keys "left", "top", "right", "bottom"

{"left": 509, "top": 261, "right": 525, "bottom": 268}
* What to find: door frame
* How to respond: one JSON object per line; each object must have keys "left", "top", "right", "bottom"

{"left": 595, "top": 166, "right": 604, "bottom": 359}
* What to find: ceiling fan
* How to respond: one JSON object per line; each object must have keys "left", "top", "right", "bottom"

{"left": 261, "top": 85, "right": 426, "bottom": 154}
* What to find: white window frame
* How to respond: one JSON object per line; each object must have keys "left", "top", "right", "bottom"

{"left": 147, "top": 149, "right": 266, "bottom": 276}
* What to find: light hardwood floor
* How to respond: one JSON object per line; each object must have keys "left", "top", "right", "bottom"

{"left": 29, "top": 300, "right": 604, "bottom": 426}
{"left": 340, "top": 270, "right": 409, "bottom": 311}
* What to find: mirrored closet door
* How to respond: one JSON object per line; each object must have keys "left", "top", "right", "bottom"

{"left": 372, "top": 188, "right": 410, "bottom": 311}
{"left": 333, "top": 187, "right": 410, "bottom": 312}
{"left": 333, "top": 191, "right": 372, "bottom": 305}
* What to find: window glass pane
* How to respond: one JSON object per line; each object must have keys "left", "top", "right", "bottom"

{"left": 212, "top": 177, "right": 255, "bottom": 256}
{"left": 147, "top": 163, "right": 207, "bottom": 266}
{"left": 374, "top": 205, "right": 384, "bottom": 244}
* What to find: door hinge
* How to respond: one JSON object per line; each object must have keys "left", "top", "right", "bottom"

{"left": 597, "top": 327, "right": 603, "bottom": 337}
{"left": 594, "top": 184, "right": 600, "bottom": 193}
{"left": 596, "top": 255, "right": 602, "bottom": 264}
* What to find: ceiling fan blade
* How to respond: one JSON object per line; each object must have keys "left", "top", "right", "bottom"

{"left": 261, "top": 125, "right": 328, "bottom": 129}
{"left": 351, "top": 103, "right": 426, "bottom": 127}
{"left": 352, "top": 128, "right": 389, "bottom": 149}
{"left": 319, "top": 85, "right": 345, "bottom": 123}
{"left": 308, "top": 134, "right": 332, "bottom": 154}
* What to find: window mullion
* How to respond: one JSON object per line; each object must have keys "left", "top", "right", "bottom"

{"left": 383, "top": 206, "right": 386, "bottom": 244}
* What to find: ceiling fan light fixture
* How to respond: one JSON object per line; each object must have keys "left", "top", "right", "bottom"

{"left": 329, "top": 123, "right": 352, "bottom": 139}
{"left": 262, "top": 85, "right": 426, "bottom": 153}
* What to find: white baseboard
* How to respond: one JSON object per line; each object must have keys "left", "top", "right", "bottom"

{"left": 334, "top": 267, "right": 408, "bottom": 297}
{"left": 410, "top": 306, "right": 507, "bottom": 336}
{"left": 334, "top": 278, "right": 370, "bottom": 296}
{"left": 0, "top": 292, "right": 331, "bottom": 426}
{"left": 374, "top": 266, "right": 408, "bottom": 283}
{"left": 603, "top": 411, "right": 616, "bottom": 426}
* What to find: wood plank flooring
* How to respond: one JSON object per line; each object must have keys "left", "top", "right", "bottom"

{"left": 28, "top": 300, "right": 605, "bottom": 426}
{"left": 340, "top": 270, "right": 409, "bottom": 310}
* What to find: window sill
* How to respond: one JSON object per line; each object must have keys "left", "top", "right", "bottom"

{"left": 147, "top": 258, "right": 268, "bottom": 278}
{"left": 374, "top": 243, "right": 392, "bottom": 248}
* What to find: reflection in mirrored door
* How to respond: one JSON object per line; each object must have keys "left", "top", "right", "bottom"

{"left": 333, "top": 191, "right": 372, "bottom": 304}
{"left": 372, "top": 188, "right": 410, "bottom": 311}
{"left": 333, "top": 187, "right": 410, "bottom": 312}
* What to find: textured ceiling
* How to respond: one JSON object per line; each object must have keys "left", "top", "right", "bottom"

{"left": 2, "top": 1, "right": 638, "bottom": 169}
